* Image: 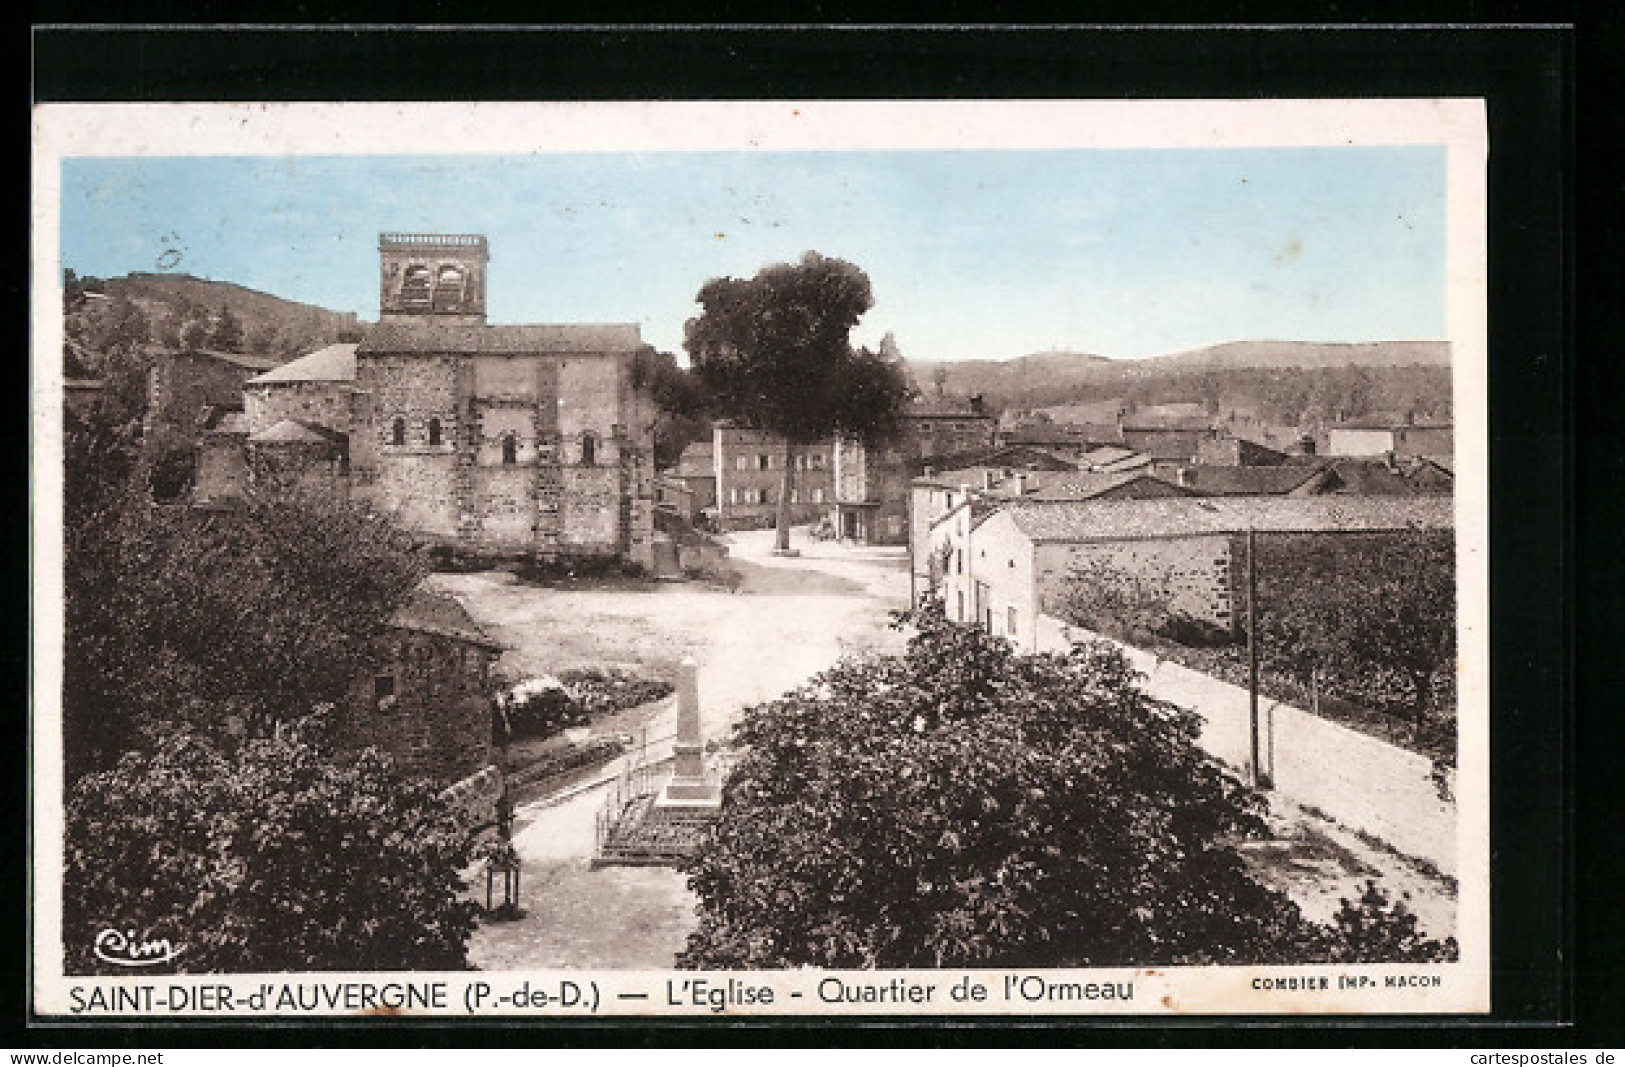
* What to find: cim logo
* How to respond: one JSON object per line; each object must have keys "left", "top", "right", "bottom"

{"left": 93, "top": 927, "right": 184, "bottom": 968}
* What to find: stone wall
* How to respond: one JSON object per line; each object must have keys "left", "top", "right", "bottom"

{"left": 1034, "top": 615, "right": 1456, "bottom": 876}
{"left": 339, "top": 627, "right": 495, "bottom": 788}
{"left": 351, "top": 351, "right": 655, "bottom": 564}
{"left": 439, "top": 764, "right": 504, "bottom": 832}
{"left": 244, "top": 380, "right": 352, "bottom": 436}
{"left": 1037, "top": 534, "right": 1237, "bottom": 633}
{"left": 194, "top": 432, "right": 250, "bottom": 504}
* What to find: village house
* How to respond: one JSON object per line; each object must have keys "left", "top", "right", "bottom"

{"left": 710, "top": 424, "right": 833, "bottom": 531}
{"left": 145, "top": 344, "right": 286, "bottom": 440}
{"left": 831, "top": 396, "right": 998, "bottom": 545}
{"left": 1118, "top": 411, "right": 1221, "bottom": 463}
{"left": 660, "top": 439, "right": 718, "bottom": 523}
{"left": 196, "top": 234, "right": 658, "bottom": 568}
{"left": 908, "top": 463, "right": 1183, "bottom": 604}
{"left": 1326, "top": 413, "right": 1453, "bottom": 458}
{"left": 330, "top": 586, "right": 506, "bottom": 827}
{"left": 927, "top": 495, "right": 1454, "bottom": 651}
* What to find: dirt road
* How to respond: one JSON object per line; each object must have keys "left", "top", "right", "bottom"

{"left": 442, "top": 528, "right": 912, "bottom": 970}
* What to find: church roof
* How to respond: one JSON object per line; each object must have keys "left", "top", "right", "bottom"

{"left": 358, "top": 322, "right": 642, "bottom": 355}
{"left": 248, "top": 418, "right": 346, "bottom": 445}
{"left": 246, "top": 343, "right": 358, "bottom": 385}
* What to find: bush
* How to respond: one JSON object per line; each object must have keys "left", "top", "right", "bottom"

{"left": 679, "top": 603, "right": 1454, "bottom": 969}
{"left": 64, "top": 724, "right": 478, "bottom": 974}
{"left": 495, "top": 669, "right": 673, "bottom": 743}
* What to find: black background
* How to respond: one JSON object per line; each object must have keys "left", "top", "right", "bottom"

{"left": 23, "top": 20, "right": 1596, "bottom": 1048}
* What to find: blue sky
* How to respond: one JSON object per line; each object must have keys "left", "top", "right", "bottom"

{"left": 59, "top": 148, "right": 1445, "bottom": 363}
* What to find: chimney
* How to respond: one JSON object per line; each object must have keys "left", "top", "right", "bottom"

{"left": 1176, "top": 466, "right": 1193, "bottom": 488}
{"left": 922, "top": 465, "right": 935, "bottom": 478}
{"left": 1298, "top": 434, "right": 1317, "bottom": 456}
{"left": 983, "top": 469, "right": 998, "bottom": 491}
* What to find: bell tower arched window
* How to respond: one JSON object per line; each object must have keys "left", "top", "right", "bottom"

{"left": 428, "top": 418, "right": 442, "bottom": 447}
{"left": 400, "top": 265, "right": 431, "bottom": 309}
{"left": 581, "top": 431, "right": 596, "bottom": 466}
{"left": 501, "top": 434, "right": 518, "bottom": 465}
{"left": 391, "top": 417, "right": 406, "bottom": 446}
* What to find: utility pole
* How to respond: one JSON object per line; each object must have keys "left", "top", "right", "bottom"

{"left": 1246, "top": 526, "right": 1267, "bottom": 789}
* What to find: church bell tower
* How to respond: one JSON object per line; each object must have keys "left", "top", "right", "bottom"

{"left": 378, "top": 233, "right": 489, "bottom": 326}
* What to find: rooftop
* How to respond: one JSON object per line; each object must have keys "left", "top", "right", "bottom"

{"left": 388, "top": 586, "right": 503, "bottom": 650}
{"left": 248, "top": 418, "right": 347, "bottom": 445}
{"left": 358, "top": 322, "right": 642, "bottom": 355}
{"left": 1161, "top": 465, "right": 1330, "bottom": 496}
{"left": 1120, "top": 413, "right": 1216, "bottom": 433}
{"left": 998, "top": 494, "right": 1454, "bottom": 543}
{"left": 1026, "top": 472, "right": 1190, "bottom": 501}
{"left": 246, "top": 342, "right": 358, "bottom": 385}
{"left": 1332, "top": 413, "right": 1453, "bottom": 431}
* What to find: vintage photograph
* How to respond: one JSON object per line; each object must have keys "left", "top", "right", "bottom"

{"left": 31, "top": 100, "right": 1488, "bottom": 1016}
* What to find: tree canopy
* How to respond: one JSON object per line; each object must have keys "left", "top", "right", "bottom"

{"left": 683, "top": 252, "right": 912, "bottom": 546}
{"left": 679, "top": 603, "right": 1455, "bottom": 969}
{"left": 64, "top": 487, "right": 427, "bottom": 781}
{"left": 64, "top": 725, "right": 478, "bottom": 974}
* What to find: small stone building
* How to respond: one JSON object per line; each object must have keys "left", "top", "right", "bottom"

{"left": 331, "top": 586, "right": 504, "bottom": 794}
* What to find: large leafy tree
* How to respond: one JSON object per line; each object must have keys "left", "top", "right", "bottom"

{"left": 64, "top": 725, "right": 478, "bottom": 974}
{"left": 63, "top": 489, "right": 427, "bottom": 781}
{"left": 680, "top": 604, "right": 1454, "bottom": 969}
{"left": 684, "top": 252, "right": 912, "bottom": 551}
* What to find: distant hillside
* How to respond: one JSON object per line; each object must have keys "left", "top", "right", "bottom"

{"left": 908, "top": 339, "right": 1452, "bottom": 425}
{"left": 96, "top": 273, "right": 363, "bottom": 356}
{"left": 1144, "top": 339, "right": 1450, "bottom": 373}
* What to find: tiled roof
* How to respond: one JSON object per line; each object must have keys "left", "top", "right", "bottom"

{"left": 173, "top": 347, "right": 285, "bottom": 372}
{"left": 1001, "top": 495, "right": 1453, "bottom": 543}
{"left": 1332, "top": 413, "right": 1452, "bottom": 431}
{"left": 1081, "top": 445, "right": 1139, "bottom": 467}
{"left": 388, "top": 587, "right": 503, "bottom": 649}
{"left": 1026, "top": 472, "right": 1190, "bottom": 501}
{"left": 248, "top": 418, "right": 346, "bottom": 445}
{"left": 358, "top": 322, "right": 642, "bottom": 355}
{"left": 1278, "top": 457, "right": 1453, "bottom": 495}
{"left": 1163, "top": 465, "right": 1330, "bottom": 496}
{"left": 247, "top": 342, "right": 358, "bottom": 385}
{"left": 905, "top": 398, "right": 992, "bottom": 419}
{"left": 1121, "top": 413, "right": 1215, "bottom": 432}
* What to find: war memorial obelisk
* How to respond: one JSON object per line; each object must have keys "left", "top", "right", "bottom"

{"left": 654, "top": 656, "right": 721, "bottom": 811}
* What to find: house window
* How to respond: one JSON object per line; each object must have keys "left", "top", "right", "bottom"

{"left": 502, "top": 434, "right": 518, "bottom": 465}
{"left": 581, "top": 432, "right": 596, "bottom": 466}
{"left": 729, "top": 488, "right": 738, "bottom": 505}
{"left": 428, "top": 418, "right": 442, "bottom": 446}
{"left": 1008, "top": 606, "right": 1018, "bottom": 635}
{"left": 374, "top": 673, "right": 396, "bottom": 705}
{"left": 813, "top": 488, "right": 824, "bottom": 503}
{"left": 736, "top": 456, "right": 748, "bottom": 471}
{"left": 758, "top": 454, "right": 771, "bottom": 471}
{"left": 955, "top": 549, "right": 963, "bottom": 575}
{"left": 757, "top": 488, "right": 770, "bottom": 505}
{"left": 391, "top": 417, "right": 406, "bottom": 446}
{"left": 957, "top": 591, "right": 965, "bottom": 621}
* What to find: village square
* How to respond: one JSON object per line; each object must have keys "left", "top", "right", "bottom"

{"left": 55, "top": 221, "right": 1464, "bottom": 974}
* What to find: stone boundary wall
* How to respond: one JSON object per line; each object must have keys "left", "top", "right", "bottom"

{"left": 1034, "top": 613, "right": 1456, "bottom": 876}
{"left": 440, "top": 763, "right": 504, "bottom": 832}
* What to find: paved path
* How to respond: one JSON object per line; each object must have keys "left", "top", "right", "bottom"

{"left": 446, "top": 528, "right": 911, "bottom": 970}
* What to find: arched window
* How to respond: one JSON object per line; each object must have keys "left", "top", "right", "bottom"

{"left": 581, "top": 432, "right": 596, "bottom": 466}
{"left": 391, "top": 417, "right": 406, "bottom": 446}
{"left": 501, "top": 434, "right": 518, "bottom": 465}
{"left": 437, "top": 265, "right": 464, "bottom": 287}
{"left": 401, "top": 265, "right": 431, "bottom": 307}
{"left": 428, "top": 418, "right": 442, "bottom": 447}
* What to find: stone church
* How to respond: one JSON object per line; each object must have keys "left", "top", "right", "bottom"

{"left": 208, "top": 233, "right": 656, "bottom": 568}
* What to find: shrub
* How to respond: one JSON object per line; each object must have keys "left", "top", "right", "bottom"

{"left": 64, "top": 724, "right": 478, "bottom": 974}
{"left": 679, "top": 603, "right": 1454, "bottom": 969}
